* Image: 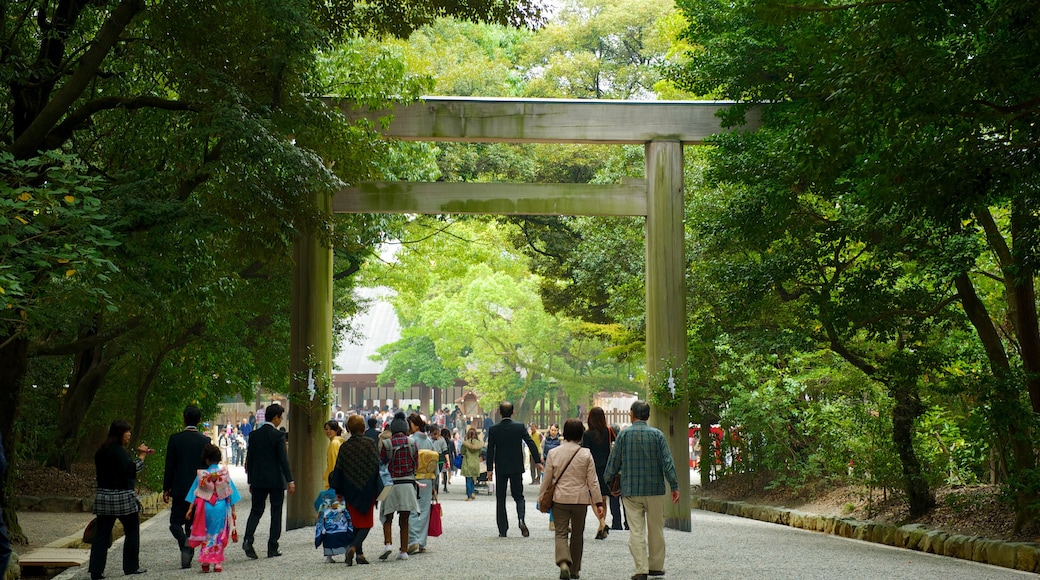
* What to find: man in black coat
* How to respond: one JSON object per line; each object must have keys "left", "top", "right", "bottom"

{"left": 364, "top": 416, "right": 382, "bottom": 442}
{"left": 243, "top": 403, "right": 295, "bottom": 559}
{"left": 486, "top": 401, "right": 541, "bottom": 538}
{"left": 162, "top": 405, "right": 209, "bottom": 569}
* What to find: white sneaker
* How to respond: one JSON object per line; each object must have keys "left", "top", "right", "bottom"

{"left": 379, "top": 544, "right": 394, "bottom": 560}
{"left": 396, "top": 551, "right": 409, "bottom": 560}
{"left": 324, "top": 555, "right": 334, "bottom": 563}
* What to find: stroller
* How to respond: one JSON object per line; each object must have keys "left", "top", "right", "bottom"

{"left": 474, "top": 455, "right": 492, "bottom": 495}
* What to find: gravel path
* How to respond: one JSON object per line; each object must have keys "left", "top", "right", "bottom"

{"left": 51, "top": 465, "right": 1027, "bottom": 580}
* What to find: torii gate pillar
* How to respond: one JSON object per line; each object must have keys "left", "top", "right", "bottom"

{"left": 645, "top": 141, "right": 690, "bottom": 531}
{"left": 286, "top": 188, "right": 334, "bottom": 530}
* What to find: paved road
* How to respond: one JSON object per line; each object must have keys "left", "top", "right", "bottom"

{"left": 58, "top": 465, "right": 1027, "bottom": 580}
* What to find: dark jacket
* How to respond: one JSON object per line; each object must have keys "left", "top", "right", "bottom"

{"left": 163, "top": 428, "right": 210, "bottom": 498}
{"left": 245, "top": 423, "right": 294, "bottom": 489}
{"left": 95, "top": 444, "right": 138, "bottom": 490}
{"left": 581, "top": 427, "right": 614, "bottom": 495}
{"left": 486, "top": 417, "right": 540, "bottom": 475}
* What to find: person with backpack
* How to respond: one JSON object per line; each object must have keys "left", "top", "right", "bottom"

{"left": 377, "top": 412, "right": 418, "bottom": 562}
{"left": 406, "top": 417, "right": 439, "bottom": 554}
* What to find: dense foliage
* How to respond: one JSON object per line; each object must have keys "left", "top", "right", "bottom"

{"left": 671, "top": 0, "right": 1040, "bottom": 524}
{"left": 0, "top": 0, "right": 541, "bottom": 540}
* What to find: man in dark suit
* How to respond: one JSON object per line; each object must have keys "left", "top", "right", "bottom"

{"left": 364, "top": 416, "right": 381, "bottom": 442}
{"left": 486, "top": 401, "right": 541, "bottom": 538}
{"left": 243, "top": 403, "right": 295, "bottom": 559}
{"left": 162, "top": 405, "right": 209, "bottom": 569}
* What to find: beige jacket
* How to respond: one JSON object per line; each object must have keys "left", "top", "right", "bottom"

{"left": 541, "top": 441, "right": 604, "bottom": 506}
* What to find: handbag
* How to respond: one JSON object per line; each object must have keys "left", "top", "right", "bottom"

{"left": 537, "top": 449, "right": 579, "bottom": 514}
{"left": 428, "top": 500, "right": 443, "bottom": 537}
{"left": 231, "top": 513, "right": 239, "bottom": 543}
{"left": 82, "top": 517, "right": 98, "bottom": 544}
{"left": 453, "top": 453, "right": 463, "bottom": 469}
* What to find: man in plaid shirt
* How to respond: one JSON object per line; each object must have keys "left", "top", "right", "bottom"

{"left": 603, "top": 400, "right": 680, "bottom": 580}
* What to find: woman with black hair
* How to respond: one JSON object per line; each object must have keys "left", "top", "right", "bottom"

{"left": 582, "top": 406, "right": 621, "bottom": 537}
{"left": 88, "top": 419, "right": 151, "bottom": 580}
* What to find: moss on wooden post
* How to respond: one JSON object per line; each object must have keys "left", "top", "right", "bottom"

{"left": 645, "top": 140, "right": 691, "bottom": 532}
{"left": 286, "top": 189, "right": 333, "bottom": 530}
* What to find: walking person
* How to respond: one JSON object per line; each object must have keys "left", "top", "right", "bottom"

{"left": 319, "top": 420, "right": 347, "bottom": 562}
{"left": 364, "top": 416, "right": 381, "bottom": 442}
{"left": 540, "top": 419, "right": 605, "bottom": 580}
{"left": 486, "top": 401, "right": 542, "bottom": 538}
{"left": 603, "top": 401, "right": 680, "bottom": 580}
{"left": 440, "top": 427, "right": 455, "bottom": 492}
{"left": 323, "top": 420, "right": 345, "bottom": 489}
{"left": 378, "top": 412, "right": 419, "bottom": 562}
{"left": 233, "top": 428, "right": 246, "bottom": 466}
{"left": 582, "top": 406, "right": 619, "bottom": 538}
{"left": 460, "top": 427, "right": 483, "bottom": 500}
{"left": 541, "top": 424, "right": 562, "bottom": 530}
{"left": 330, "top": 415, "right": 383, "bottom": 566}
{"left": 242, "top": 403, "right": 296, "bottom": 559}
{"left": 162, "top": 405, "right": 210, "bottom": 569}
{"left": 185, "top": 443, "right": 241, "bottom": 573}
{"left": 407, "top": 418, "right": 439, "bottom": 554}
{"left": 218, "top": 429, "right": 231, "bottom": 466}
{"left": 529, "top": 423, "right": 543, "bottom": 484}
{"left": 88, "top": 419, "right": 151, "bottom": 580}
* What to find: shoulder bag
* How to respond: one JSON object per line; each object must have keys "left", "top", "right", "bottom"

{"left": 537, "top": 448, "right": 580, "bottom": 514}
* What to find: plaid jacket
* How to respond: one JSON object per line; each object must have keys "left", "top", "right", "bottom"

{"left": 603, "top": 421, "right": 678, "bottom": 498}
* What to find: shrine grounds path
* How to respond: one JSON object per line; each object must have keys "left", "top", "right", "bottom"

{"left": 55, "top": 466, "right": 1027, "bottom": 580}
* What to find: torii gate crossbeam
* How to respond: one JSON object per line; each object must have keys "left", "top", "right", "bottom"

{"left": 287, "top": 96, "right": 758, "bottom": 532}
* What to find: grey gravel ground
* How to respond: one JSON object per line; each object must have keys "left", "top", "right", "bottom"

{"left": 55, "top": 465, "right": 1028, "bottom": 580}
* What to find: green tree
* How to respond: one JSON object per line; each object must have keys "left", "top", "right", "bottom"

{"left": 1, "top": 0, "right": 541, "bottom": 541}
{"left": 673, "top": 0, "right": 1040, "bottom": 520}
{"left": 522, "top": 0, "right": 676, "bottom": 99}
{"left": 367, "top": 218, "right": 632, "bottom": 418}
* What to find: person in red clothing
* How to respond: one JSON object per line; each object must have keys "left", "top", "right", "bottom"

{"left": 330, "top": 415, "right": 382, "bottom": 566}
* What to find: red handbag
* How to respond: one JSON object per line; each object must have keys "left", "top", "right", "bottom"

{"left": 428, "top": 501, "right": 443, "bottom": 537}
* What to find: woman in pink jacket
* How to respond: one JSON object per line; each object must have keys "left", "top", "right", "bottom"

{"left": 539, "top": 418, "right": 605, "bottom": 580}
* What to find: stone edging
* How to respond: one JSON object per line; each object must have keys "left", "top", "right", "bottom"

{"left": 693, "top": 496, "right": 1040, "bottom": 573}
{"left": 15, "top": 492, "right": 165, "bottom": 516}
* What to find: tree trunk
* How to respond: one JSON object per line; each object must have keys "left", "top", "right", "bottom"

{"left": 1008, "top": 204, "right": 1040, "bottom": 414}
{"left": 0, "top": 335, "right": 29, "bottom": 544}
{"left": 976, "top": 206, "right": 1040, "bottom": 413}
{"left": 47, "top": 326, "right": 113, "bottom": 470}
{"left": 890, "top": 380, "right": 935, "bottom": 517}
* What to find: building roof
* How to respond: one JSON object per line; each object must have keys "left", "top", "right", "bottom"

{"left": 333, "top": 287, "right": 401, "bottom": 376}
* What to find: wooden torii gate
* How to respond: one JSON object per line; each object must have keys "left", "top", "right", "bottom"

{"left": 286, "top": 97, "right": 758, "bottom": 531}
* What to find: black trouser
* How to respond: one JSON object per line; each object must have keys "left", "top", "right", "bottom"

{"left": 609, "top": 494, "right": 624, "bottom": 529}
{"left": 350, "top": 526, "right": 371, "bottom": 554}
{"left": 244, "top": 487, "right": 285, "bottom": 553}
{"left": 88, "top": 512, "right": 140, "bottom": 576}
{"left": 169, "top": 497, "right": 191, "bottom": 549}
{"left": 494, "top": 471, "right": 526, "bottom": 535}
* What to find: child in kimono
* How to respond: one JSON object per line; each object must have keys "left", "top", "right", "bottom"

{"left": 185, "top": 443, "right": 241, "bottom": 572}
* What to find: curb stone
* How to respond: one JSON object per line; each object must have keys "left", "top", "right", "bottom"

{"left": 693, "top": 495, "right": 1040, "bottom": 574}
